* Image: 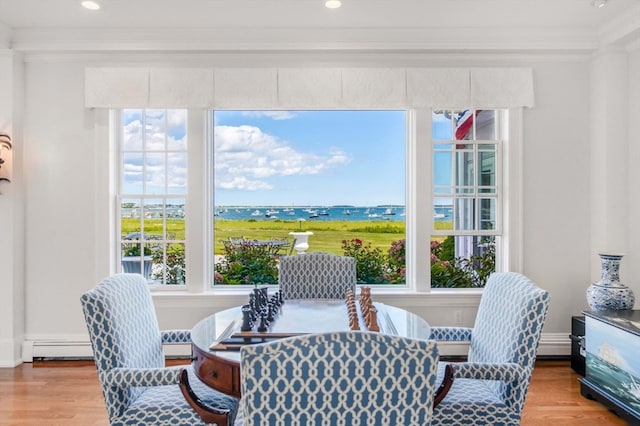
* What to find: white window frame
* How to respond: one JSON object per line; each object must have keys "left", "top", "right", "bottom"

{"left": 114, "top": 108, "right": 193, "bottom": 291}
{"left": 111, "top": 107, "right": 523, "bottom": 294}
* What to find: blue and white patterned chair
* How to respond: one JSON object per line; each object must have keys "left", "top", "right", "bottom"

{"left": 430, "top": 272, "right": 550, "bottom": 426}
{"left": 80, "top": 273, "right": 239, "bottom": 426}
{"left": 234, "top": 331, "right": 440, "bottom": 426}
{"left": 278, "top": 252, "right": 356, "bottom": 299}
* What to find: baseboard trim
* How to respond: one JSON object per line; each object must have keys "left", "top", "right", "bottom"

{"left": 22, "top": 340, "right": 191, "bottom": 362}
{"left": 17, "top": 332, "right": 571, "bottom": 363}
{"left": 0, "top": 337, "right": 23, "bottom": 367}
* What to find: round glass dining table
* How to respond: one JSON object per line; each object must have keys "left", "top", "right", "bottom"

{"left": 189, "top": 299, "right": 431, "bottom": 398}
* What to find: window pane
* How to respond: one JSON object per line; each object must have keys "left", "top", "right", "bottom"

{"left": 122, "top": 153, "right": 143, "bottom": 194}
{"left": 455, "top": 197, "right": 475, "bottom": 231}
{"left": 122, "top": 110, "right": 143, "bottom": 151}
{"left": 431, "top": 108, "right": 502, "bottom": 288}
{"left": 431, "top": 235, "right": 495, "bottom": 288}
{"left": 145, "top": 109, "right": 167, "bottom": 151}
{"left": 432, "top": 111, "right": 453, "bottom": 140}
{"left": 167, "top": 110, "right": 187, "bottom": 151}
{"left": 167, "top": 152, "right": 188, "bottom": 195}
{"left": 476, "top": 110, "right": 497, "bottom": 140}
{"left": 118, "top": 109, "right": 187, "bottom": 286}
{"left": 433, "top": 151, "right": 452, "bottom": 188}
{"left": 455, "top": 150, "right": 474, "bottom": 187}
{"left": 145, "top": 153, "right": 166, "bottom": 194}
{"left": 478, "top": 150, "right": 496, "bottom": 191}
{"left": 212, "top": 110, "right": 406, "bottom": 286}
{"left": 434, "top": 197, "right": 453, "bottom": 231}
{"left": 480, "top": 198, "right": 496, "bottom": 230}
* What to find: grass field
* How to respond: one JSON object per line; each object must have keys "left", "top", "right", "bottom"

{"left": 122, "top": 218, "right": 451, "bottom": 255}
{"left": 214, "top": 219, "right": 405, "bottom": 254}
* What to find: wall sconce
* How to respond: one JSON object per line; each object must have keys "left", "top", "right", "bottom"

{"left": 0, "top": 133, "right": 13, "bottom": 183}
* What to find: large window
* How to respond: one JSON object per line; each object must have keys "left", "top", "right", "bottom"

{"left": 117, "top": 109, "right": 188, "bottom": 286}
{"left": 115, "top": 107, "right": 510, "bottom": 290}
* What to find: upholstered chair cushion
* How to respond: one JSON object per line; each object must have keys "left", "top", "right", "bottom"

{"left": 430, "top": 272, "right": 550, "bottom": 425}
{"left": 278, "top": 252, "right": 356, "bottom": 299}
{"left": 81, "top": 273, "right": 239, "bottom": 426}
{"left": 234, "top": 331, "right": 439, "bottom": 426}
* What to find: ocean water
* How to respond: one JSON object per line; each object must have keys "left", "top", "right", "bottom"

{"left": 586, "top": 352, "right": 640, "bottom": 411}
{"left": 214, "top": 205, "right": 453, "bottom": 223}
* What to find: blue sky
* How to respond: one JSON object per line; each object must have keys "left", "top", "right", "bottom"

{"left": 213, "top": 110, "right": 408, "bottom": 206}
{"left": 122, "top": 109, "right": 457, "bottom": 206}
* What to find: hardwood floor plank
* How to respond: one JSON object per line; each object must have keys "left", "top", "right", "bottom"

{"left": 0, "top": 359, "right": 627, "bottom": 425}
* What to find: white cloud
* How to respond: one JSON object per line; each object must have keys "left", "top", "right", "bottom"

{"left": 214, "top": 125, "right": 351, "bottom": 191}
{"left": 122, "top": 110, "right": 188, "bottom": 191}
{"left": 217, "top": 176, "right": 273, "bottom": 191}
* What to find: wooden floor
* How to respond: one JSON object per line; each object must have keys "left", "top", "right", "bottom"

{"left": 0, "top": 359, "right": 627, "bottom": 426}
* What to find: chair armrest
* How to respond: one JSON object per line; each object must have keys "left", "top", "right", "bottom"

{"left": 161, "top": 329, "right": 191, "bottom": 344}
{"left": 100, "top": 365, "right": 183, "bottom": 388}
{"left": 430, "top": 326, "right": 473, "bottom": 341}
{"left": 449, "top": 362, "right": 527, "bottom": 382}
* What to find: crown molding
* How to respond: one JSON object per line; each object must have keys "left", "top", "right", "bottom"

{"left": 21, "top": 50, "right": 591, "bottom": 67}
{"left": 10, "top": 26, "right": 599, "bottom": 53}
{"left": 598, "top": 3, "right": 640, "bottom": 48}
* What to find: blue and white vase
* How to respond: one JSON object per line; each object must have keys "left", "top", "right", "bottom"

{"left": 587, "top": 253, "right": 635, "bottom": 310}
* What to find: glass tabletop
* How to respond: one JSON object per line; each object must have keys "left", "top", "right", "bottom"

{"left": 191, "top": 300, "right": 431, "bottom": 363}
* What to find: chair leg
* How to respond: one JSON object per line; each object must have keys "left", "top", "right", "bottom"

{"left": 434, "top": 364, "right": 454, "bottom": 408}
{"left": 179, "top": 369, "right": 231, "bottom": 426}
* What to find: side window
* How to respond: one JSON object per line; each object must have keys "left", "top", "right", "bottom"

{"left": 431, "top": 109, "right": 502, "bottom": 288}
{"left": 117, "top": 109, "right": 188, "bottom": 285}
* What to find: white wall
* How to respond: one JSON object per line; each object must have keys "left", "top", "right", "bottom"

{"left": 627, "top": 45, "right": 640, "bottom": 293}
{"left": 522, "top": 58, "right": 593, "bottom": 331}
{"left": 0, "top": 51, "right": 25, "bottom": 367}
{"left": 10, "top": 51, "right": 600, "bottom": 361}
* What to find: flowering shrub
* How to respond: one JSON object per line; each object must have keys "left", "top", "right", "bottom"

{"left": 385, "top": 239, "right": 406, "bottom": 284}
{"left": 341, "top": 238, "right": 387, "bottom": 284}
{"left": 215, "top": 241, "right": 278, "bottom": 285}
{"left": 430, "top": 237, "right": 495, "bottom": 288}
{"left": 341, "top": 236, "right": 495, "bottom": 287}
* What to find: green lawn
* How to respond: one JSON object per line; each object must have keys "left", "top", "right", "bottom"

{"left": 122, "top": 217, "right": 452, "bottom": 255}
{"left": 214, "top": 219, "right": 405, "bottom": 254}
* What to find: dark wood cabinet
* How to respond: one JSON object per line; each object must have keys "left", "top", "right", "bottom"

{"left": 570, "top": 315, "right": 585, "bottom": 376}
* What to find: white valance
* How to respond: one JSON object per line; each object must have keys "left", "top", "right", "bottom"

{"left": 85, "top": 66, "right": 534, "bottom": 109}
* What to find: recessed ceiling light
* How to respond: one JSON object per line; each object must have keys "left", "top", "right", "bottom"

{"left": 81, "top": 1, "right": 101, "bottom": 10}
{"left": 591, "top": 0, "right": 608, "bottom": 8}
{"left": 325, "top": 0, "right": 342, "bottom": 9}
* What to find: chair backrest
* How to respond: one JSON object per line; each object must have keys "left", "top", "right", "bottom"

{"left": 469, "top": 272, "right": 550, "bottom": 413}
{"left": 240, "top": 331, "right": 439, "bottom": 426}
{"left": 278, "top": 252, "right": 356, "bottom": 299}
{"left": 80, "top": 273, "right": 165, "bottom": 421}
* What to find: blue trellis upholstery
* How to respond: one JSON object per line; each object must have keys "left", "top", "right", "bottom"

{"left": 234, "top": 331, "right": 439, "bottom": 426}
{"left": 278, "top": 252, "right": 356, "bottom": 299}
{"left": 430, "top": 272, "right": 550, "bottom": 426}
{"left": 80, "top": 273, "right": 239, "bottom": 426}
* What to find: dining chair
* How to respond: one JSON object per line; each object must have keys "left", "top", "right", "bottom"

{"left": 429, "top": 272, "right": 550, "bottom": 425}
{"left": 234, "top": 331, "right": 440, "bottom": 426}
{"left": 80, "top": 273, "right": 239, "bottom": 426}
{"left": 278, "top": 252, "right": 356, "bottom": 299}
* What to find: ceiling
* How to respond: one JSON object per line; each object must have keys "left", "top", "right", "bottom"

{"left": 0, "top": 0, "right": 639, "bottom": 52}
